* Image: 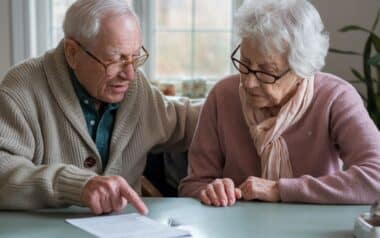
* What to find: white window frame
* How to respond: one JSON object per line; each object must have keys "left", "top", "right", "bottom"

{"left": 11, "top": 0, "right": 52, "bottom": 65}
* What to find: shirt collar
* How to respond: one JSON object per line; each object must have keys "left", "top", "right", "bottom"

{"left": 69, "top": 69, "right": 119, "bottom": 111}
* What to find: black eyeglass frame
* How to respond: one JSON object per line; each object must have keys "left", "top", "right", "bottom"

{"left": 72, "top": 39, "right": 149, "bottom": 75}
{"left": 230, "top": 44, "right": 291, "bottom": 84}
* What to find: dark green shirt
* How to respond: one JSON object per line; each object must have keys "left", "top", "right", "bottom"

{"left": 70, "top": 72, "right": 119, "bottom": 168}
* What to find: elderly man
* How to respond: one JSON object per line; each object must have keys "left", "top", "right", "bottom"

{"left": 0, "top": 0, "right": 199, "bottom": 215}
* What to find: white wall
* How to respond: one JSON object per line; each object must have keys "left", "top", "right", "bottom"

{"left": 0, "top": 0, "right": 11, "bottom": 79}
{"left": 311, "top": 0, "right": 380, "bottom": 87}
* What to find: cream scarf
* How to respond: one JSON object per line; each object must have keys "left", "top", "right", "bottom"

{"left": 239, "top": 76, "right": 314, "bottom": 180}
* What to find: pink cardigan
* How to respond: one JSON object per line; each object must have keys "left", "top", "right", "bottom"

{"left": 179, "top": 72, "right": 380, "bottom": 204}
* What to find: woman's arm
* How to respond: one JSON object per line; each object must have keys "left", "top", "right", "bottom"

{"left": 179, "top": 89, "right": 225, "bottom": 198}
{"left": 279, "top": 84, "right": 380, "bottom": 204}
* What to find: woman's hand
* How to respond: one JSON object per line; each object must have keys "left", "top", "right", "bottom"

{"left": 199, "top": 178, "right": 242, "bottom": 207}
{"left": 238, "top": 176, "right": 280, "bottom": 202}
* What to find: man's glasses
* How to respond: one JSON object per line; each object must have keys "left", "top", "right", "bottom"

{"left": 73, "top": 40, "right": 149, "bottom": 76}
{"left": 231, "top": 44, "right": 290, "bottom": 84}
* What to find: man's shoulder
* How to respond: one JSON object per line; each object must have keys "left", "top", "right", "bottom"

{"left": 117, "top": 70, "right": 166, "bottom": 115}
{"left": 134, "top": 70, "right": 167, "bottom": 101}
{"left": 0, "top": 56, "right": 50, "bottom": 106}
{"left": 1, "top": 57, "right": 46, "bottom": 91}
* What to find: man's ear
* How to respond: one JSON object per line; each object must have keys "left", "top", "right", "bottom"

{"left": 64, "top": 38, "right": 79, "bottom": 69}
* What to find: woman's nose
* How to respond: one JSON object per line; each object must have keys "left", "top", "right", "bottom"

{"left": 244, "top": 74, "right": 260, "bottom": 88}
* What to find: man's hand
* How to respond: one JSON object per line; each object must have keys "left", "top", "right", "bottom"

{"left": 238, "top": 176, "right": 280, "bottom": 202}
{"left": 199, "top": 178, "right": 242, "bottom": 207}
{"left": 81, "top": 176, "right": 148, "bottom": 215}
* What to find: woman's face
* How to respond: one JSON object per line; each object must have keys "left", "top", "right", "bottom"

{"left": 239, "top": 38, "right": 301, "bottom": 109}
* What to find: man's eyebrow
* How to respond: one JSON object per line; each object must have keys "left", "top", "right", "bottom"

{"left": 105, "top": 47, "right": 120, "bottom": 56}
{"left": 105, "top": 47, "right": 141, "bottom": 57}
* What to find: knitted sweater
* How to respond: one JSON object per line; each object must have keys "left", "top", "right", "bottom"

{"left": 0, "top": 42, "right": 200, "bottom": 209}
{"left": 179, "top": 73, "right": 380, "bottom": 204}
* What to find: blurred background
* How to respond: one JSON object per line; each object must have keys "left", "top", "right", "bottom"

{"left": 0, "top": 0, "right": 379, "bottom": 97}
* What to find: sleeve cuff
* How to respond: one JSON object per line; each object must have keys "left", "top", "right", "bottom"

{"left": 278, "top": 178, "right": 303, "bottom": 202}
{"left": 55, "top": 165, "right": 97, "bottom": 206}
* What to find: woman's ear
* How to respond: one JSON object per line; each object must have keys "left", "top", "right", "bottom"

{"left": 63, "top": 38, "right": 79, "bottom": 69}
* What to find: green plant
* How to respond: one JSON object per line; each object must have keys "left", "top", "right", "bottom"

{"left": 330, "top": 9, "right": 380, "bottom": 128}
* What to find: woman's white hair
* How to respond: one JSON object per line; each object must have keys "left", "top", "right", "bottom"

{"left": 234, "top": 0, "right": 329, "bottom": 78}
{"left": 63, "top": 0, "right": 139, "bottom": 43}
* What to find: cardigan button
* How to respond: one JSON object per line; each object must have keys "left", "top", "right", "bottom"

{"left": 84, "top": 157, "right": 96, "bottom": 168}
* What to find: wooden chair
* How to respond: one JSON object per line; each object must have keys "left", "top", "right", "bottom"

{"left": 141, "top": 176, "right": 163, "bottom": 197}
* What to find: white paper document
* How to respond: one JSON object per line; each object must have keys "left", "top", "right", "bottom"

{"left": 66, "top": 213, "right": 192, "bottom": 238}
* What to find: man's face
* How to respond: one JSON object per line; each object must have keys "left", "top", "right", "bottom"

{"left": 69, "top": 14, "right": 143, "bottom": 105}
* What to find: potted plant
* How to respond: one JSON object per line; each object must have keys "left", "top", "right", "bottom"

{"left": 330, "top": 9, "right": 380, "bottom": 128}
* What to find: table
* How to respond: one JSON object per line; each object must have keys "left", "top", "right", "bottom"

{"left": 0, "top": 197, "right": 368, "bottom": 238}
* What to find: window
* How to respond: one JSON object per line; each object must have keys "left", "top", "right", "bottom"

{"left": 51, "top": 0, "right": 76, "bottom": 46}
{"left": 138, "top": 0, "right": 241, "bottom": 96}
{"left": 12, "top": 0, "right": 240, "bottom": 96}
{"left": 149, "top": 0, "right": 237, "bottom": 84}
{"left": 51, "top": 0, "right": 133, "bottom": 46}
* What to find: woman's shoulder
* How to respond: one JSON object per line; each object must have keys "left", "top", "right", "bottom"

{"left": 313, "top": 72, "right": 359, "bottom": 103}
{"left": 314, "top": 72, "right": 357, "bottom": 95}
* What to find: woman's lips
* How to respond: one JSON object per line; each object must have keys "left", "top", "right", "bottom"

{"left": 247, "top": 91, "right": 263, "bottom": 98}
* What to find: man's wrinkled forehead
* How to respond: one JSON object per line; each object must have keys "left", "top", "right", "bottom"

{"left": 95, "top": 14, "right": 142, "bottom": 55}
{"left": 105, "top": 43, "right": 141, "bottom": 56}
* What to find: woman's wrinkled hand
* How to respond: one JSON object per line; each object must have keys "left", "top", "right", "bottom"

{"left": 238, "top": 176, "right": 280, "bottom": 202}
{"left": 198, "top": 178, "right": 242, "bottom": 207}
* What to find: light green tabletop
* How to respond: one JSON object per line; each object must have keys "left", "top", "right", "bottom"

{"left": 0, "top": 197, "right": 368, "bottom": 238}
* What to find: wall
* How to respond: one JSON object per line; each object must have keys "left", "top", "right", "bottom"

{"left": 311, "top": 0, "right": 379, "bottom": 90}
{"left": 0, "top": 0, "right": 11, "bottom": 79}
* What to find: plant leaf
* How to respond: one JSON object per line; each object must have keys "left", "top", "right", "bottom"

{"left": 372, "top": 110, "right": 380, "bottom": 129}
{"left": 376, "top": 65, "right": 380, "bottom": 93}
{"left": 339, "top": 25, "right": 372, "bottom": 34}
{"left": 369, "top": 53, "right": 380, "bottom": 66}
{"left": 349, "top": 80, "right": 365, "bottom": 84}
{"left": 370, "top": 111, "right": 380, "bottom": 129}
{"left": 372, "top": 8, "right": 380, "bottom": 31}
{"left": 329, "top": 48, "right": 361, "bottom": 55}
{"left": 351, "top": 68, "right": 365, "bottom": 82}
{"left": 371, "top": 34, "right": 380, "bottom": 52}
{"left": 363, "top": 36, "right": 377, "bottom": 114}
{"left": 377, "top": 96, "right": 380, "bottom": 113}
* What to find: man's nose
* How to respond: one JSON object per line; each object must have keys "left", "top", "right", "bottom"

{"left": 119, "top": 63, "right": 135, "bottom": 80}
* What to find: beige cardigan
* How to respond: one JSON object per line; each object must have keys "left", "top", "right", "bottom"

{"left": 0, "top": 42, "right": 200, "bottom": 209}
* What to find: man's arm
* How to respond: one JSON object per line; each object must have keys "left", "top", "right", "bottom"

{"left": 0, "top": 90, "right": 97, "bottom": 209}
{"left": 144, "top": 78, "right": 203, "bottom": 153}
{"left": 178, "top": 89, "right": 225, "bottom": 198}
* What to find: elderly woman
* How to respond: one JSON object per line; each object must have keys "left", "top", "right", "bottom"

{"left": 179, "top": 0, "right": 380, "bottom": 206}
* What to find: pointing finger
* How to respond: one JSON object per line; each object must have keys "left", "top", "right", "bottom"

{"left": 120, "top": 183, "right": 149, "bottom": 215}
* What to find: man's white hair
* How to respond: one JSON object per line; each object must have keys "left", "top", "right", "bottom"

{"left": 234, "top": 0, "right": 329, "bottom": 78}
{"left": 63, "top": 0, "right": 139, "bottom": 43}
